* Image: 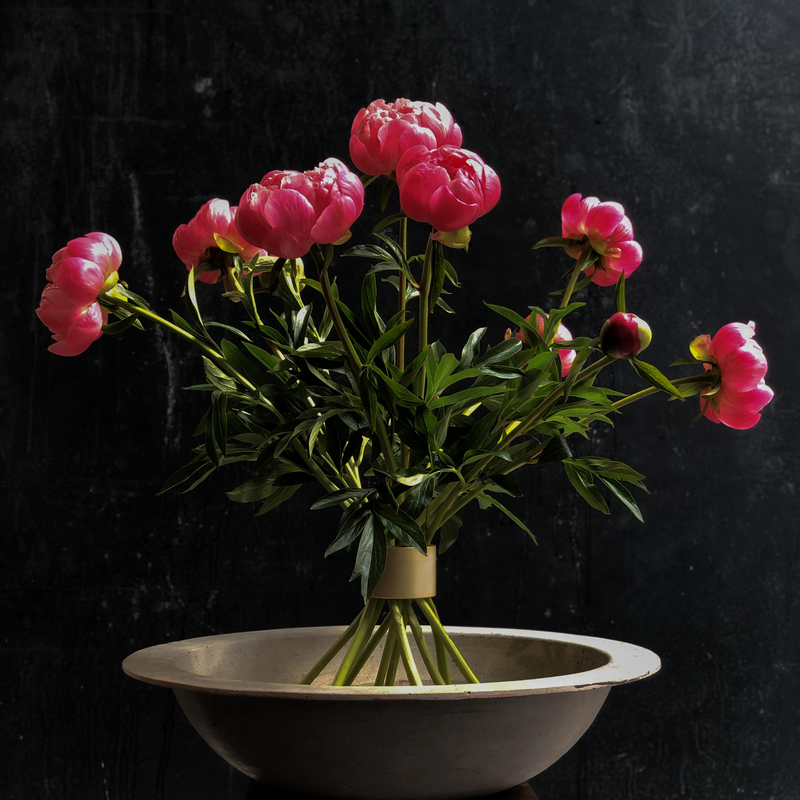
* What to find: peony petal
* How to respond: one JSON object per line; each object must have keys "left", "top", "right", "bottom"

{"left": 311, "top": 192, "right": 359, "bottom": 244}
{"left": 589, "top": 263, "right": 620, "bottom": 287}
{"left": 65, "top": 302, "right": 105, "bottom": 352}
{"left": 613, "top": 240, "right": 643, "bottom": 276}
{"left": 561, "top": 194, "right": 585, "bottom": 237}
{"left": 717, "top": 340, "right": 768, "bottom": 391}
{"left": 427, "top": 184, "right": 479, "bottom": 231}
{"left": 479, "top": 166, "right": 502, "bottom": 214}
{"left": 398, "top": 163, "right": 450, "bottom": 223}
{"left": 585, "top": 201, "right": 625, "bottom": 238}
{"left": 56, "top": 257, "right": 108, "bottom": 305}
{"left": 710, "top": 321, "right": 756, "bottom": 357}
{"left": 349, "top": 133, "right": 386, "bottom": 175}
{"left": 172, "top": 222, "right": 210, "bottom": 268}
{"left": 68, "top": 233, "right": 122, "bottom": 275}
{"left": 703, "top": 378, "right": 773, "bottom": 429}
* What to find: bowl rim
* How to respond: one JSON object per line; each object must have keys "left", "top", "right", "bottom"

{"left": 121, "top": 626, "right": 661, "bottom": 700}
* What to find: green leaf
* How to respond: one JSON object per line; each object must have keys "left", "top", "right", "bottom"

{"left": 255, "top": 484, "right": 301, "bottom": 516}
{"left": 366, "top": 318, "right": 415, "bottom": 364}
{"left": 459, "top": 328, "right": 487, "bottom": 369}
{"left": 429, "top": 240, "right": 447, "bottom": 311}
{"left": 349, "top": 516, "right": 387, "bottom": 601}
{"left": 157, "top": 456, "right": 210, "bottom": 494}
{"left": 226, "top": 463, "right": 295, "bottom": 503}
{"left": 326, "top": 508, "right": 370, "bottom": 557}
{"left": 563, "top": 461, "right": 609, "bottom": 514}
{"left": 376, "top": 507, "right": 427, "bottom": 554}
{"left": 360, "top": 272, "right": 382, "bottom": 340}
{"left": 571, "top": 457, "right": 646, "bottom": 484}
{"left": 474, "top": 337, "right": 523, "bottom": 368}
{"left": 370, "top": 367, "right": 423, "bottom": 408}
{"left": 220, "top": 339, "right": 267, "bottom": 389}
{"left": 186, "top": 266, "right": 204, "bottom": 327}
{"left": 205, "top": 321, "right": 253, "bottom": 341}
{"left": 597, "top": 476, "right": 644, "bottom": 522}
{"left": 533, "top": 236, "right": 577, "bottom": 249}
{"left": 372, "top": 211, "right": 407, "bottom": 233}
{"left": 211, "top": 391, "right": 228, "bottom": 459}
{"left": 400, "top": 475, "right": 437, "bottom": 520}
{"left": 428, "top": 385, "right": 509, "bottom": 410}
{"left": 438, "top": 509, "right": 463, "bottom": 554}
{"left": 485, "top": 473, "right": 522, "bottom": 497}
{"left": 202, "top": 357, "right": 237, "bottom": 392}
{"left": 478, "top": 494, "right": 537, "bottom": 543}
{"left": 538, "top": 434, "right": 572, "bottom": 464}
{"left": 101, "top": 314, "right": 142, "bottom": 335}
{"left": 614, "top": 272, "right": 626, "bottom": 314}
{"left": 311, "top": 488, "right": 372, "bottom": 510}
{"left": 630, "top": 358, "right": 684, "bottom": 400}
{"left": 380, "top": 176, "right": 396, "bottom": 212}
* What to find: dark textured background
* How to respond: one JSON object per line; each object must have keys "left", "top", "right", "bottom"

{"left": 2, "top": 1, "right": 799, "bottom": 798}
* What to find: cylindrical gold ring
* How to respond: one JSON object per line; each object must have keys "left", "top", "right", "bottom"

{"left": 370, "top": 545, "right": 436, "bottom": 599}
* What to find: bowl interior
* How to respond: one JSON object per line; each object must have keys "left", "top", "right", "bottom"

{"left": 171, "top": 627, "right": 612, "bottom": 687}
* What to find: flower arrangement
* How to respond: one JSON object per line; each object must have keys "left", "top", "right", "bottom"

{"left": 36, "top": 98, "right": 773, "bottom": 687}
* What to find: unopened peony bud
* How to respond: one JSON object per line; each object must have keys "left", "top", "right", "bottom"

{"left": 600, "top": 312, "right": 652, "bottom": 359}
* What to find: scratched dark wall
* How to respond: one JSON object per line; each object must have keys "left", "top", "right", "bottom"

{"left": 2, "top": 1, "right": 798, "bottom": 798}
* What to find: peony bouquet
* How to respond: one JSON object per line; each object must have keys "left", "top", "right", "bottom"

{"left": 36, "top": 98, "right": 773, "bottom": 687}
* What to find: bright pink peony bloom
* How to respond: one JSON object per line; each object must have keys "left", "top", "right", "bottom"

{"left": 515, "top": 313, "right": 576, "bottom": 377}
{"left": 561, "top": 193, "right": 643, "bottom": 287}
{"left": 690, "top": 321, "right": 773, "bottom": 430}
{"left": 172, "top": 198, "right": 266, "bottom": 284}
{"left": 396, "top": 145, "right": 501, "bottom": 233}
{"left": 600, "top": 312, "right": 652, "bottom": 359}
{"left": 349, "top": 98, "right": 463, "bottom": 176}
{"left": 236, "top": 158, "right": 365, "bottom": 260}
{"left": 37, "top": 232, "right": 121, "bottom": 356}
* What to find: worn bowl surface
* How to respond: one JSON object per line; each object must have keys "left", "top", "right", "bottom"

{"left": 123, "top": 627, "right": 660, "bottom": 799}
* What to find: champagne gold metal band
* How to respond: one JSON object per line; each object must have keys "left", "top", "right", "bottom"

{"left": 370, "top": 546, "right": 437, "bottom": 599}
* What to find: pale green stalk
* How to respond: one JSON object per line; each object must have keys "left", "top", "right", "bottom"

{"left": 559, "top": 241, "right": 596, "bottom": 310}
{"left": 374, "top": 625, "right": 397, "bottom": 686}
{"left": 332, "top": 597, "right": 384, "bottom": 686}
{"left": 417, "top": 599, "right": 478, "bottom": 683}
{"left": 406, "top": 601, "right": 445, "bottom": 685}
{"left": 389, "top": 600, "right": 421, "bottom": 686}
{"left": 299, "top": 610, "right": 363, "bottom": 685}
{"left": 341, "top": 612, "right": 393, "bottom": 686}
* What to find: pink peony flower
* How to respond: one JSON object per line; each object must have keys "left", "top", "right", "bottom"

{"left": 349, "top": 98, "right": 463, "bottom": 176}
{"left": 172, "top": 198, "right": 266, "bottom": 284}
{"left": 515, "top": 313, "right": 576, "bottom": 377}
{"left": 236, "top": 158, "right": 365, "bottom": 260}
{"left": 690, "top": 321, "right": 774, "bottom": 430}
{"left": 37, "top": 232, "right": 121, "bottom": 356}
{"left": 396, "top": 145, "right": 501, "bottom": 233}
{"left": 561, "top": 193, "right": 643, "bottom": 287}
{"left": 600, "top": 312, "right": 652, "bottom": 359}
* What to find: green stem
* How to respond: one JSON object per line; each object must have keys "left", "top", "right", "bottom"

{"left": 332, "top": 598, "right": 383, "bottom": 686}
{"left": 312, "top": 247, "right": 363, "bottom": 374}
{"left": 416, "top": 599, "right": 479, "bottom": 683}
{"left": 374, "top": 625, "right": 398, "bottom": 686}
{"left": 342, "top": 612, "right": 393, "bottom": 686}
{"left": 397, "top": 217, "right": 408, "bottom": 373}
{"left": 311, "top": 245, "right": 397, "bottom": 474}
{"left": 559, "top": 241, "right": 596, "bottom": 309}
{"left": 389, "top": 600, "right": 421, "bottom": 686}
{"left": 414, "top": 234, "right": 435, "bottom": 398}
{"left": 406, "top": 600, "right": 445, "bottom": 685}
{"left": 613, "top": 373, "right": 710, "bottom": 410}
{"left": 299, "top": 609, "right": 363, "bottom": 685}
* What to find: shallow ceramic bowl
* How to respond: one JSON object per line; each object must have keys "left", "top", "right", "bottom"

{"left": 123, "top": 627, "right": 660, "bottom": 799}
